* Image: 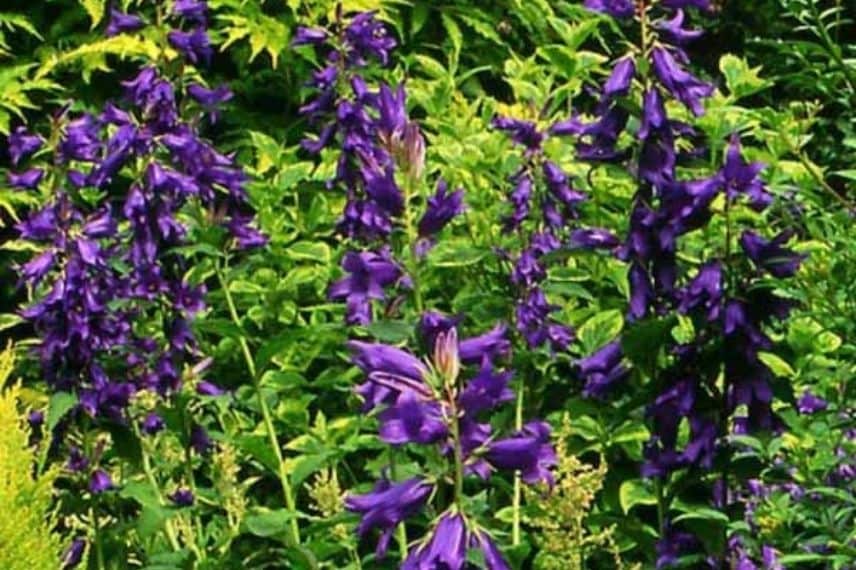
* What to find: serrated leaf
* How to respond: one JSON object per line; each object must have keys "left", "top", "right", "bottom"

{"left": 719, "top": 53, "right": 771, "bottom": 99}
{"left": 79, "top": 0, "right": 106, "bottom": 29}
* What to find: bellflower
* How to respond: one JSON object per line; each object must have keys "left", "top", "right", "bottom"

{"left": 105, "top": 9, "right": 144, "bottom": 37}
{"left": 740, "top": 231, "right": 804, "bottom": 278}
{"left": 7, "top": 168, "right": 44, "bottom": 189}
{"left": 584, "top": 0, "right": 635, "bottom": 18}
{"left": 345, "top": 477, "right": 433, "bottom": 559}
{"left": 328, "top": 249, "right": 406, "bottom": 325}
{"left": 578, "top": 341, "right": 630, "bottom": 398}
{"left": 797, "top": 390, "right": 827, "bottom": 415}
{"left": 651, "top": 47, "right": 714, "bottom": 116}
{"left": 89, "top": 469, "right": 114, "bottom": 494}
{"left": 8, "top": 126, "right": 43, "bottom": 165}
{"left": 486, "top": 421, "right": 557, "bottom": 485}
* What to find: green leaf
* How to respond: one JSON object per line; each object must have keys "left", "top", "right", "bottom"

{"left": 757, "top": 352, "right": 796, "bottom": 378}
{"left": 286, "top": 241, "right": 331, "bottom": 264}
{"left": 244, "top": 508, "right": 298, "bottom": 538}
{"left": 0, "top": 313, "right": 22, "bottom": 333}
{"left": 46, "top": 392, "right": 77, "bottom": 431}
{"left": 578, "top": 309, "right": 624, "bottom": 353}
{"left": 619, "top": 479, "right": 657, "bottom": 514}
{"left": 719, "top": 54, "right": 771, "bottom": 99}
{"left": 673, "top": 507, "right": 729, "bottom": 524}
{"left": 428, "top": 240, "right": 487, "bottom": 267}
{"left": 364, "top": 320, "right": 412, "bottom": 343}
{"left": 79, "top": 0, "right": 106, "bottom": 29}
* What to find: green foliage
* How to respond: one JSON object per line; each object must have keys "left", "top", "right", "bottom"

{"left": 0, "top": 346, "right": 68, "bottom": 570}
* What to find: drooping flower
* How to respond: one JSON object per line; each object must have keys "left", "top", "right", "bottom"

{"left": 89, "top": 469, "right": 114, "bottom": 494}
{"left": 651, "top": 47, "right": 714, "bottom": 116}
{"left": 105, "top": 8, "right": 144, "bottom": 37}
{"left": 8, "top": 126, "right": 43, "bottom": 165}
{"left": 583, "top": 0, "right": 635, "bottom": 18}
{"left": 61, "top": 538, "right": 86, "bottom": 569}
{"left": 345, "top": 477, "right": 433, "bottom": 559}
{"left": 418, "top": 179, "right": 465, "bottom": 238}
{"left": 169, "top": 488, "right": 195, "bottom": 507}
{"left": 328, "top": 250, "right": 406, "bottom": 325}
{"left": 577, "top": 341, "right": 630, "bottom": 399}
{"left": 797, "top": 390, "right": 827, "bottom": 415}
{"left": 722, "top": 135, "right": 772, "bottom": 211}
{"left": 471, "top": 530, "right": 511, "bottom": 570}
{"left": 486, "top": 421, "right": 557, "bottom": 485}
{"left": 740, "top": 231, "right": 804, "bottom": 278}
{"left": 402, "top": 512, "right": 468, "bottom": 570}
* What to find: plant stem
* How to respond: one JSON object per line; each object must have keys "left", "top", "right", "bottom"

{"left": 133, "top": 422, "right": 181, "bottom": 551}
{"left": 401, "top": 173, "right": 424, "bottom": 312}
{"left": 511, "top": 381, "right": 524, "bottom": 546}
{"left": 90, "top": 505, "right": 105, "bottom": 570}
{"left": 655, "top": 478, "right": 665, "bottom": 533}
{"left": 215, "top": 261, "right": 301, "bottom": 546}
{"left": 389, "top": 453, "right": 409, "bottom": 560}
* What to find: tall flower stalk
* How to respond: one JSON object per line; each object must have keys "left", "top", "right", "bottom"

{"left": 569, "top": 0, "right": 804, "bottom": 564}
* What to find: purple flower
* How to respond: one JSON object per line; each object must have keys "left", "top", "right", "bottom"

{"left": 89, "top": 469, "right": 114, "bottom": 493}
{"left": 8, "top": 126, "right": 43, "bottom": 165}
{"left": 571, "top": 228, "right": 620, "bottom": 250}
{"left": 402, "top": 512, "right": 468, "bottom": 570}
{"left": 28, "top": 409, "right": 44, "bottom": 429}
{"left": 141, "top": 412, "right": 166, "bottom": 435}
{"left": 67, "top": 447, "right": 90, "bottom": 472}
{"left": 492, "top": 116, "right": 543, "bottom": 151}
{"left": 344, "top": 11, "right": 396, "bottom": 66}
{"left": 578, "top": 341, "right": 630, "bottom": 399}
{"left": 471, "top": 530, "right": 511, "bottom": 570}
{"left": 740, "top": 231, "right": 804, "bottom": 278}
{"left": 516, "top": 288, "right": 574, "bottom": 351}
{"left": 196, "top": 381, "right": 225, "bottom": 396}
{"left": 187, "top": 83, "right": 233, "bottom": 119}
{"left": 574, "top": 104, "right": 630, "bottom": 161}
{"left": 378, "top": 393, "right": 448, "bottom": 445}
{"left": 190, "top": 425, "right": 212, "bottom": 454}
{"left": 105, "top": 9, "right": 144, "bottom": 37}
{"left": 458, "top": 360, "right": 514, "bottom": 415}
{"left": 602, "top": 56, "right": 636, "bottom": 103}
{"left": 628, "top": 262, "right": 655, "bottom": 319}
{"left": 418, "top": 179, "right": 464, "bottom": 237}
{"left": 328, "top": 250, "right": 405, "bottom": 325}
{"left": 503, "top": 173, "right": 533, "bottom": 231}
{"left": 678, "top": 261, "right": 722, "bottom": 321}
{"left": 722, "top": 135, "right": 772, "bottom": 210}
{"left": 168, "top": 28, "right": 212, "bottom": 65}
{"left": 169, "top": 488, "right": 195, "bottom": 507}
{"left": 486, "top": 421, "right": 556, "bottom": 486}
{"left": 656, "top": 525, "right": 699, "bottom": 568}
{"left": 226, "top": 214, "right": 268, "bottom": 249}
{"left": 62, "top": 538, "right": 86, "bottom": 569}
{"left": 345, "top": 477, "right": 433, "bottom": 559}
{"left": 651, "top": 47, "right": 714, "bottom": 116}
{"left": 797, "top": 390, "right": 827, "bottom": 414}
{"left": 656, "top": 10, "right": 704, "bottom": 45}
{"left": 173, "top": 0, "right": 208, "bottom": 24}
{"left": 349, "top": 340, "right": 430, "bottom": 410}
{"left": 291, "top": 26, "right": 328, "bottom": 47}
{"left": 584, "top": 0, "right": 635, "bottom": 18}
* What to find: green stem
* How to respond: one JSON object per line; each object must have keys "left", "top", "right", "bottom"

{"left": 215, "top": 262, "right": 301, "bottom": 546}
{"left": 655, "top": 478, "right": 665, "bottom": 534}
{"left": 401, "top": 174, "right": 424, "bottom": 312}
{"left": 90, "top": 505, "right": 105, "bottom": 570}
{"left": 133, "top": 422, "right": 181, "bottom": 551}
{"left": 448, "top": 404, "right": 465, "bottom": 512}
{"left": 389, "top": 453, "right": 408, "bottom": 560}
{"left": 511, "top": 381, "right": 524, "bottom": 546}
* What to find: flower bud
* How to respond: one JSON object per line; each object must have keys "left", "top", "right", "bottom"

{"left": 432, "top": 327, "right": 460, "bottom": 385}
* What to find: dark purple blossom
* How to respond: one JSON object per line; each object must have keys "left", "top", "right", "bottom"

{"left": 168, "top": 28, "right": 212, "bottom": 65}
{"left": 105, "top": 9, "right": 144, "bottom": 37}
{"left": 169, "top": 488, "right": 195, "bottom": 507}
{"left": 678, "top": 261, "right": 723, "bottom": 321}
{"left": 418, "top": 179, "right": 464, "bottom": 237}
{"left": 328, "top": 250, "right": 405, "bottom": 325}
{"left": 61, "top": 538, "right": 86, "bottom": 569}
{"left": 578, "top": 341, "right": 630, "bottom": 398}
{"left": 571, "top": 228, "right": 620, "bottom": 250}
{"left": 141, "top": 412, "right": 166, "bottom": 435}
{"left": 345, "top": 477, "right": 433, "bottom": 559}
{"left": 651, "top": 47, "right": 714, "bottom": 116}
{"left": 173, "top": 0, "right": 208, "bottom": 24}
{"left": 402, "top": 512, "right": 468, "bottom": 570}
{"left": 797, "top": 390, "right": 827, "bottom": 414}
{"left": 190, "top": 425, "right": 212, "bottom": 455}
{"left": 344, "top": 11, "right": 396, "bottom": 66}
{"left": 740, "top": 231, "right": 804, "bottom": 278}
{"left": 656, "top": 10, "right": 704, "bottom": 45}
{"left": 291, "top": 26, "right": 328, "bottom": 46}
{"left": 722, "top": 136, "right": 772, "bottom": 210}
{"left": 8, "top": 126, "right": 43, "bottom": 165}
{"left": 89, "top": 469, "right": 113, "bottom": 493}
{"left": 486, "top": 421, "right": 556, "bottom": 485}
{"left": 471, "top": 530, "right": 511, "bottom": 570}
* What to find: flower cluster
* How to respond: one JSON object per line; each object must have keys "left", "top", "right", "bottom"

{"left": 10, "top": 0, "right": 260, "bottom": 469}
{"left": 491, "top": 116, "right": 618, "bottom": 352}
{"left": 345, "top": 314, "right": 555, "bottom": 567}
{"left": 294, "top": 10, "right": 464, "bottom": 324}
{"left": 575, "top": 1, "right": 804, "bottom": 564}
